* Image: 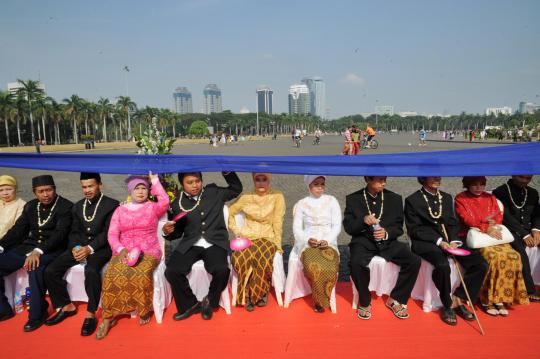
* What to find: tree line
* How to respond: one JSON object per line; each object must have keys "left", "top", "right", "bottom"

{"left": 1, "top": 79, "right": 538, "bottom": 147}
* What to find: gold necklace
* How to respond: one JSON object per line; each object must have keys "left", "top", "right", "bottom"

{"left": 420, "top": 188, "right": 442, "bottom": 219}
{"left": 83, "top": 192, "right": 104, "bottom": 222}
{"left": 363, "top": 188, "right": 384, "bottom": 220}
{"left": 37, "top": 196, "right": 59, "bottom": 227}
{"left": 178, "top": 188, "right": 204, "bottom": 213}
{"left": 505, "top": 183, "right": 527, "bottom": 209}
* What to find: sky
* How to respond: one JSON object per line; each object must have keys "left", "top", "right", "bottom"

{"left": 1, "top": 0, "right": 539, "bottom": 118}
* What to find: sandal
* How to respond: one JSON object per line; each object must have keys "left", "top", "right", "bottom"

{"left": 139, "top": 314, "right": 152, "bottom": 325}
{"left": 528, "top": 294, "right": 540, "bottom": 303}
{"left": 95, "top": 319, "right": 116, "bottom": 340}
{"left": 482, "top": 304, "right": 499, "bottom": 316}
{"left": 313, "top": 304, "right": 325, "bottom": 313}
{"left": 454, "top": 304, "right": 475, "bottom": 321}
{"left": 356, "top": 305, "right": 371, "bottom": 320}
{"left": 494, "top": 304, "right": 509, "bottom": 317}
{"left": 441, "top": 307, "right": 457, "bottom": 326}
{"left": 385, "top": 299, "right": 410, "bottom": 319}
{"left": 246, "top": 299, "right": 255, "bottom": 312}
{"left": 256, "top": 295, "right": 268, "bottom": 307}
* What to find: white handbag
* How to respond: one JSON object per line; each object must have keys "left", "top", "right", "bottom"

{"left": 466, "top": 225, "right": 514, "bottom": 249}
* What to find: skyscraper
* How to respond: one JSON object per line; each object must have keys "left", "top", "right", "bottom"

{"left": 173, "top": 87, "right": 193, "bottom": 114}
{"left": 288, "top": 84, "right": 310, "bottom": 115}
{"left": 301, "top": 76, "right": 326, "bottom": 119}
{"left": 256, "top": 85, "right": 273, "bottom": 115}
{"left": 203, "top": 84, "right": 222, "bottom": 114}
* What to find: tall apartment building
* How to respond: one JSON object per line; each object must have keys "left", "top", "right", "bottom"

{"left": 485, "top": 107, "right": 512, "bottom": 116}
{"left": 256, "top": 85, "right": 273, "bottom": 115}
{"left": 288, "top": 84, "right": 311, "bottom": 115}
{"left": 301, "top": 77, "right": 326, "bottom": 119}
{"left": 203, "top": 84, "right": 222, "bottom": 114}
{"left": 173, "top": 87, "right": 193, "bottom": 114}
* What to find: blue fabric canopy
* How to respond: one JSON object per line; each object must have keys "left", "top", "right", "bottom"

{"left": 0, "top": 142, "right": 539, "bottom": 177}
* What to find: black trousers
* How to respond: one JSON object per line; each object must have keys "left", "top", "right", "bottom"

{"left": 350, "top": 240, "right": 421, "bottom": 308}
{"left": 510, "top": 238, "right": 536, "bottom": 294}
{"left": 0, "top": 249, "right": 61, "bottom": 320}
{"left": 412, "top": 241, "right": 488, "bottom": 309}
{"left": 165, "top": 245, "right": 230, "bottom": 313}
{"left": 44, "top": 248, "right": 111, "bottom": 313}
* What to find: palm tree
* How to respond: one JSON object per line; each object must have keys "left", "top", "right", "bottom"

{"left": 16, "top": 79, "right": 45, "bottom": 143}
{"left": 116, "top": 96, "right": 136, "bottom": 140}
{"left": 97, "top": 97, "right": 112, "bottom": 142}
{"left": 0, "top": 91, "right": 14, "bottom": 147}
{"left": 63, "top": 95, "right": 83, "bottom": 144}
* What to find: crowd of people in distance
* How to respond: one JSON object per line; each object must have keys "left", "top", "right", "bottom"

{"left": 0, "top": 171, "right": 538, "bottom": 339}
{"left": 342, "top": 124, "right": 377, "bottom": 155}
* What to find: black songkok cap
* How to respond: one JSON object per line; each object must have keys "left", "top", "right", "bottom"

{"left": 32, "top": 175, "right": 55, "bottom": 188}
{"left": 178, "top": 172, "right": 203, "bottom": 184}
{"left": 80, "top": 172, "right": 101, "bottom": 183}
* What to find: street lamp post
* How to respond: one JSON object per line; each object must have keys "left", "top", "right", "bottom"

{"left": 123, "top": 65, "right": 131, "bottom": 140}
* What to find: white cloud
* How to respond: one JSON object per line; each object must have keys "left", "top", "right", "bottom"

{"left": 340, "top": 73, "right": 366, "bottom": 85}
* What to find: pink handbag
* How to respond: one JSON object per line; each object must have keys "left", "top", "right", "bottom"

{"left": 230, "top": 237, "right": 252, "bottom": 251}
{"left": 125, "top": 247, "right": 141, "bottom": 266}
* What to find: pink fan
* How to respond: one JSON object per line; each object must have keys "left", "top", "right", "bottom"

{"left": 125, "top": 247, "right": 141, "bottom": 266}
{"left": 444, "top": 247, "right": 471, "bottom": 256}
{"left": 230, "top": 237, "right": 252, "bottom": 251}
{"left": 172, "top": 211, "right": 187, "bottom": 222}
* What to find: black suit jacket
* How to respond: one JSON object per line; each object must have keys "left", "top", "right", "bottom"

{"left": 493, "top": 180, "right": 540, "bottom": 240}
{"left": 405, "top": 189, "right": 459, "bottom": 244}
{"left": 166, "top": 172, "right": 242, "bottom": 254}
{"left": 1, "top": 196, "right": 73, "bottom": 255}
{"left": 343, "top": 188, "right": 404, "bottom": 246}
{"left": 68, "top": 195, "right": 119, "bottom": 252}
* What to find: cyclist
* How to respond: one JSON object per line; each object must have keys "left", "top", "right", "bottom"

{"left": 294, "top": 128, "right": 302, "bottom": 147}
{"left": 365, "top": 124, "right": 376, "bottom": 148}
{"left": 313, "top": 128, "right": 322, "bottom": 145}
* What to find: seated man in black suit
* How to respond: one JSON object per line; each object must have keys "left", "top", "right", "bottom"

{"left": 44, "top": 172, "right": 119, "bottom": 336}
{"left": 343, "top": 176, "right": 421, "bottom": 320}
{"left": 493, "top": 175, "right": 540, "bottom": 302}
{"left": 163, "top": 171, "right": 242, "bottom": 321}
{"left": 405, "top": 176, "right": 488, "bottom": 326}
{"left": 0, "top": 175, "right": 73, "bottom": 332}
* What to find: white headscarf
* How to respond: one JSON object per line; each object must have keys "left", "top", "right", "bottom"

{"left": 303, "top": 175, "right": 326, "bottom": 189}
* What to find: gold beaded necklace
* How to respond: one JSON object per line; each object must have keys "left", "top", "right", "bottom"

{"left": 505, "top": 182, "right": 527, "bottom": 209}
{"left": 363, "top": 188, "right": 384, "bottom": 220}
{"left": 178, "top": 188, "right": 205, "bottom": 213}
{"left": 83, "top": 192, "right": 104, "bottom": 222}
{"left": 37, "top": 196, "right": 59, "bottom": 227}
{"left": 420, "top": 187, "right": 443, "bottom": 219}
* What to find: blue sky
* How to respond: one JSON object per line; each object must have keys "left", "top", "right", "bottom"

{"left": 1, "top": 0, "right": 539, "bottom": 118}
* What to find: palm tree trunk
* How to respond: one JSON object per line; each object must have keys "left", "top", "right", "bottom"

{"left": 4, "top": 118, "right": 10, "bottom": 147}
{"left": 16, "top": 116, "right": 22, "bottom": 145}
{"left": 41, "top": 112, "right": 47, "bottom": 144}
{"left": 73, "top": 116, "right": 78, "bottom": 144}
{"left": 85, "top": 112, "right": 89, "bottom": 135}
{"left": 102, "top": 114, "right": 107, "bottom": 142}
{"left": 29, "top": 109, "right": 36, "bottom": 142}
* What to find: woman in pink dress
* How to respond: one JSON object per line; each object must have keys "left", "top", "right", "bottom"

{"left": 97, "top": 172, "right": 169, "bottom": 339}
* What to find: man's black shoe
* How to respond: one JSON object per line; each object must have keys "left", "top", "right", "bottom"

{"left": 45, "top": 309, "right": 77, "bottom": 326}
{"left": 201, "top": 297, "right": 213, "bottom": 320}
{"left": 0, "top": 309, "right": 15, "bottom": 322}
{"left": 173, "top": 302, "right": 201, "bottom": 321}
{"left": 81, "top": 317, "right": 97, "bottom": 336}
{"left": 23, "top": 318, "right": 45, "bottom": 332}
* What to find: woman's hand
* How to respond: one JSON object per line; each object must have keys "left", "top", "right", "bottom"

{"left": 487, "top": 226, "right": 502, "bottom": 240}
{"left": 118, "top": 248, "right": 128, "bottom": 264}
{"left": 148, "top": 171, "right": 158, "bottom": 182}
{"left": 318, "top": 240, "right": 329, "bottom": 248}
{"left": 308, "top": 238, "right": 320, "bottom": 248}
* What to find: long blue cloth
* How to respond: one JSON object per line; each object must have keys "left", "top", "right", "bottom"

{"left": 0, "top": 142, "right": 539, "bottom": 176}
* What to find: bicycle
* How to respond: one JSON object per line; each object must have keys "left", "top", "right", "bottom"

{"left": 312, "top": 137, "right": 320, "bottom": 145}
{"left": 294, "top": 136, "right": 302, "bottom": 148}
{"left": 360, "top": 136, "right": 378, "bottom": 149}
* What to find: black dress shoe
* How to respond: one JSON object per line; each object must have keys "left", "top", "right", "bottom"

{"left": 23, "top": 318, "right": 45, "bottom": 332}
{"left": 201, "top": 297, "right": 213, "bottom": 320}
{"left": 45, "top": 309, "right": 77, "bottom": 326}
{"left": 81, "top": 318, "right": 97, "bottom": 336}
{"left": 173, "top": 302, "right": 201, "bottom": 321}
{"left": 0, "top": 309, "right": 15, "bottom": 322}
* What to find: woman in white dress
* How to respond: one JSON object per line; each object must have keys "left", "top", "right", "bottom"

{"left": 292, "top": 175, "right": 341, "bottom": 312}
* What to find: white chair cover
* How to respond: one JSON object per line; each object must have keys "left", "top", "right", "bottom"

{"left": 526, "top": 247, "right": 540, "bottom": 285}
{"left": 351, "top": 256, "right": 460, "bottom": 312}
{"left": 283, "top": 248, "right": 337, "bottom": 313}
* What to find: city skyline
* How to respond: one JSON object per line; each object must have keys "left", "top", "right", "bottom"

{"left": 1, "top": 0, "right": 539, "bottom": 118}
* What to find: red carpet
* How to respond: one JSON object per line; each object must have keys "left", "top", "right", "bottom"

{"left": 2, "top": 282, "right": 538, "bottom": 359}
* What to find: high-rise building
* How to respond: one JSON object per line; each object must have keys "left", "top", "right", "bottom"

{"left": 375, "top": 105, "right": 394, "bottom": 116}
{"left": 203, "top": 84, "right": 222, "bottom": 114}
{"left": 288, "top": 84, "right": 311, "bottom": 115}
{"left": 256, "top": 85, "right": 273, "bottom": 115}
{"left": 7, "top": 81, "right": 46, "bottom": 95}
{"left": 173, "top": 87, "right": 193, "bottom": 114}
{"left": 518, "top": 101, "right": 539, "bottom": 114}
{"left": 301, "top": 76, "right": 326, "bottom": 119}
{"left": 485, "top": 106, "right": 512, "bottom": 116}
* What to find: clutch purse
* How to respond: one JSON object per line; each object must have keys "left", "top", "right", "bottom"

{"left": 230, "top": 237, "right": 252, "bottom": 251}
{"left": 466, "top": 225, "right": 514, "bottom": 249}
{"left": 125, "top": 247, "right": 142, "bottom": 266}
